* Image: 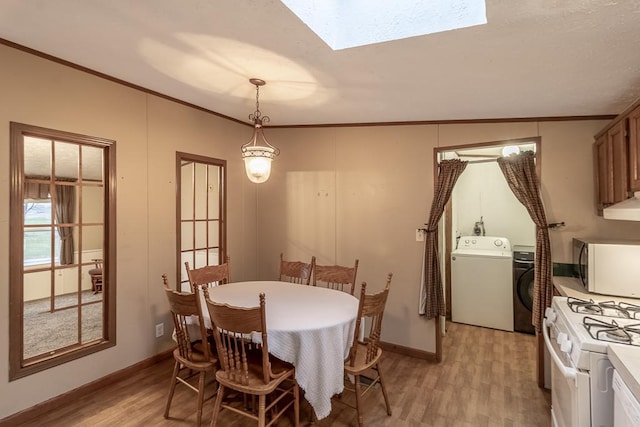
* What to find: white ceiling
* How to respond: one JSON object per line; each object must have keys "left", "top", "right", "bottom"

{"left": 1, "top": 1, "right": 639, "bottom": 126}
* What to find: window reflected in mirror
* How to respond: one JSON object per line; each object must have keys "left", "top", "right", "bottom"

{"left": 177, "top": 152, "right": 226, "bottom": 292}
{"left": 10, "top": 122, "right": 116, "bottom": 380}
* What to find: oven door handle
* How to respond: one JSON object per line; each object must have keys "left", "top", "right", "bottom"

{"left": 543, "top": 318, "right": 577, "bottom": 380}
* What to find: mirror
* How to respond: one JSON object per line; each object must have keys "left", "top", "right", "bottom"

{"left": 10, "top": 122, "right": 116, "bottom": 380}
{"left": 177, "top": 152, "right": 226, "bottom": 292}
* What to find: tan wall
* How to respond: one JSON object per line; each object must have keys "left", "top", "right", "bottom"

{"left": 258, "top": 120, "right": 640, "bottom": 354}
{"left": 0, "top": 44, "right": 258, "bottom": 418}
{"left": 3, "top": 41, "right": 640, "bottom": 419}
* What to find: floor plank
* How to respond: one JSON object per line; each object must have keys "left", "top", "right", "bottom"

{"left": 11, "top": 322, "right": 550, "bottom": 426}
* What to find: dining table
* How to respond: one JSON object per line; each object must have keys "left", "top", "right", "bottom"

{"left": 200, "top": 280, "right": 360, "bottom": 420}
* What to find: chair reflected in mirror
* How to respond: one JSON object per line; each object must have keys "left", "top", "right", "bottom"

{"left": 88, "top": 258, "right": 103, "bottom": 294}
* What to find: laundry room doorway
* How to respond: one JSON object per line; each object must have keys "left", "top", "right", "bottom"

{"left": 436, "top": 137, "right": 540, "bottom": 331}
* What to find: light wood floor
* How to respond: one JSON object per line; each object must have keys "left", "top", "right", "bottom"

{"left": 12, "top": 322, "right": 550, "bottom": 426}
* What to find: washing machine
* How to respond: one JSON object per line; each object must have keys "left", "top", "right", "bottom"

{"left": 513, "top": 245, "right": 535, "bottom": 334}
{"left": 451, "top": 236, "right": 514, "bottom": 331}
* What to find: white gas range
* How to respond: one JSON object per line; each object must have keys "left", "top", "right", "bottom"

{"left": 544, "top": 295, "right": 640, "bottom": 427}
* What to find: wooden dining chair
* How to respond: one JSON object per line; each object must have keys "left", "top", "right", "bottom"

{"left": 338, "top": 273, "right": 393, "bottom": 427}
{"left": 88, "top": 258, "right": 103, "bottom": 293}
{"left": 162, "top": 274, "right": 218, "bottom": 427}
{"left": 185, "top": 256, "right": 231, "bottom": 297}
{"left": 279, "top": 253, "right": 315, "bottom": 286}
{"left": 205, "top": 292, "right": 300, "bottom": 427}
{"left": 313, "top": 259, "right": 359, "bottom": 295}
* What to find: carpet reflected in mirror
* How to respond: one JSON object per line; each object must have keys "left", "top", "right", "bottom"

{"left": 23, "top": 291, "right": 103, "bottom": 359}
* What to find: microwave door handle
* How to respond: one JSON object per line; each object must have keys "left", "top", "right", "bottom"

{"left": 543, "top": 318, "right": 577, "bottom": 380}
{"left": 578, "top": 244, "right": 587, "bottom": 287}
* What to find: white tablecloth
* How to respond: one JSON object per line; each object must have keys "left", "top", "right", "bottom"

{"left": 204, "top": 281, "right": 359, "bottom": 420}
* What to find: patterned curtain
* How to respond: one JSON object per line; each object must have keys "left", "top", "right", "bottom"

{"left": 497, "top": 151, "right": 552, "bottom": 332}
{"left": 24, "top": 182, "right": 50, "bottom": 199}
{"left": 419, "top": 159, "right": 468, "bottom": 319}
{"left": 55, "top": 184, "right": 76, "bottom": 265}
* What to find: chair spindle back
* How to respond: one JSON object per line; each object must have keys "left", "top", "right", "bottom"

{"left": 313, "top": 259, "right": 359, "bottom": 295}
{"left": 279, "top": 253, "right": 315, "bottom": 285}
{"left": 349, "top": 273, "right": 392, "bottom": 367}
{"left": 206, "top": 293, "right": 274, "bottom": 385}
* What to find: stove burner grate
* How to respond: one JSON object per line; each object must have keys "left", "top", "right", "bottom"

{"left": 567, "top": 297, "right": 638, "bottom": 319}
{"left": 619, "top": 302, "right": 640, "bottom": 320}
{"left": 605, "top": 328, "right": 631, "bottom": 343}
{"left": 583, "top": 316, "right": 640, "bottom": 346}
{"left": 568, "top": 297, "right": 602, "bottom": 314}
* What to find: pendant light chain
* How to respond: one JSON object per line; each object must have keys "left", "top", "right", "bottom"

{"left": 254, "top": 84, "right": 261, "bottom": 119}
{"left": 249, "top": 81, "right": 269, "bottom": 124}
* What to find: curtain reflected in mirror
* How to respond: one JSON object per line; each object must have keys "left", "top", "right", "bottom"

{"left": 177, "top": 152, "right": 226, "bottom": 292}
{"left": 10, "top": 122, "right": 116, "bottom": 380}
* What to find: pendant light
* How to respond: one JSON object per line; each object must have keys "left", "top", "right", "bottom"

{"left": 241, "top": 78, "right": 280, "bottom": 183}
{"left": 501, "top": 145, "right": 520, "bottom": 157}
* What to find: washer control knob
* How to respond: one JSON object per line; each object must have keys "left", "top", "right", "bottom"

{"left": 494, "top": 239, "right": 503, "bottom": 247}
{"left": 472, "top": 239, "right": 477, "bottom": 244}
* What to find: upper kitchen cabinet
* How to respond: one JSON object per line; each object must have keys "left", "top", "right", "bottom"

{"left": 627, "top": 105, "right": 640, "bottom": 191}
{"left": 594, "top": 120, "right": 628, "bottom": 212}
{"left": 609, "top": 121, "right": 628, "bottom": 201}
{"left": 594, "top": 133, "right": 611, "bottom": 209}
{"left": 593, "top": 99, "right": 640, "bottom": 215}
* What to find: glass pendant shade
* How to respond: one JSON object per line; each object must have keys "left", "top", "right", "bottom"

{"left": 243, "top": 145, "right": 275, "bottom": 183}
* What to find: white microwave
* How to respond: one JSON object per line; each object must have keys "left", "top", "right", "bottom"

{"left": 573, "top": 238, "right": 640, "bottom": 298}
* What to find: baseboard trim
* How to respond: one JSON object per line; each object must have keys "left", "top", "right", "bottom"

{"left": 380, "top": 341, "right": 437, "bottom": 361}
{"left": 0, "top": 349, "right": 173, "bottom": 426}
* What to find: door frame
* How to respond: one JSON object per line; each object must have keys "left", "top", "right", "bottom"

{"left": 434, "top": 136, "right": 541, "bottom": 362}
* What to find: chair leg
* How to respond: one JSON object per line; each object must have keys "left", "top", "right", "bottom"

{"left": 164, "top": 361, "right": 180, "bottom": 418}
{"left": 353, "top": 374, "right": 364, "bottom": 427}
{"left": 196, "top": 371, "right": 206, "bottom": 427}
{"left": 294, "top": 381, "right": 300, "bottom": 427}
{"left": 376, "top": 363, "right": 392, "bottom": 416}
{"left": 210, "top": 384, "right": 225, "bottom": 427}
{"left": 258, "top": 394, "right": 266, "bottom": 427}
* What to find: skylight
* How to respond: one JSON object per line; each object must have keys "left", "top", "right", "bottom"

{"left": 280, "top": 0, "right": 487, "bottom": 50}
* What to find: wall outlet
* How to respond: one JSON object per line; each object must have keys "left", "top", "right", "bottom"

{"left": 155, "top": 323, "right": 164, "bottom": 338}
{"left": 416, "top": 229, "right": 425, "bottom": 242}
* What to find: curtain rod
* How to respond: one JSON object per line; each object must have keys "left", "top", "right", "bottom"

{"left": 438, "top": 157, "right": 498, "bottom": 164}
